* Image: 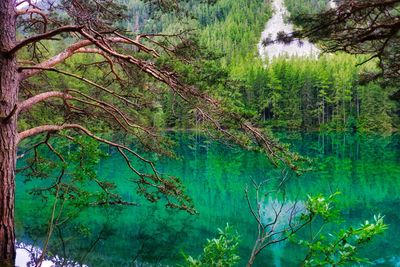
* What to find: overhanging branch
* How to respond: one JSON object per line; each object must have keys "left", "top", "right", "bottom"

{"left": 18, "top": 35, "right": 158, "bottom": 80}
{"left": 16, "top": 8, "right": 49, "bottom": 32}
{"left": 17, "top": 123, "right": 196, "bottom": 213}
{"left": 8, "top": 25, "right": 84, "bottom": 55}
{"left": 17, "top": 91, "right": 72, "bottom": 114}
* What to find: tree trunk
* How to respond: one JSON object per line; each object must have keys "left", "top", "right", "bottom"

{"left": 0, "top": 123, "right": 17, "bottom": 267}
{"left": 247, "top": 254, "right": 256, "bottom": 267}
{"left": 0, "top": 0, "right": 18, "bottom": 265}
{"left": 246, "top": 241, "right": 260, "bottom": 267}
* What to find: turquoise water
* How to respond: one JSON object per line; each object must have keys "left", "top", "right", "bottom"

{"left": 15, "top": 132, "right": 400, "bottom": 266}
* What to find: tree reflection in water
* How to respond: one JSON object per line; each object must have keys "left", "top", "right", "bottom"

{"left": 15, "top": 132, "right": 400, "bottom": 266}
{"left": 16, "top": 201, "right": 192, "bottom": 267}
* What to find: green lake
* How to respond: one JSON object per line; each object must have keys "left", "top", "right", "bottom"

{"left": 15, "top": 132, "right": 400, "bottom": 266}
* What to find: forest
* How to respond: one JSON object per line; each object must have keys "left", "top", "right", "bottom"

{"left": 123, "top": 0, "right": 398, "bottom": 133}
{"left": 0, "top": 0, "right": 399, "bottom": 266}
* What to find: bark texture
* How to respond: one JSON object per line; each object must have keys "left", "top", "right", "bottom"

{"left": 0, "top": 0, "right": 18, "bottom": 265}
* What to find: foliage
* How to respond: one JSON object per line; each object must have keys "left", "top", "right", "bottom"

{"left": 182, "top": 191, "right": 387, "bottom": 267}
{"left": 183, "top": 224, "right": 240, "bottom": 267}
{"left": 285, "top": 0, "right": 330, "bottom": 25}
{"left": 124, "top": 0, "right": 398, "bottom": 134}
{"left": 10, "top": 0, "right": 397, "bottom": 266}
{"left": 301, "top": 215, "right": 387, "bottom": 266}
{"left": 125, "top": 0, "right": 270, "bottom": 68}
{"left": 290, "top": 0, "right": 400, "bottom": 119}
{"left": 239, "top": 54, "right": 397, "bottom": 132}
{"left": 21, "top": 135, "right": 125, "bottom": 209}
{"left": 305, "top": 192, "right": 340, "bottom": 221}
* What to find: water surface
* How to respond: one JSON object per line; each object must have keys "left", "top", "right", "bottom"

{"left": 16, "top": 132, "right": 400, "bottom": 266}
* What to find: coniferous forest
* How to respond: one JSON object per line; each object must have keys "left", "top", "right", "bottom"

{"left": 124, "top": 0, "right": 398, "bottom": 133}
{"left": 0, "top": 0, "right": 399, "bottom": 266}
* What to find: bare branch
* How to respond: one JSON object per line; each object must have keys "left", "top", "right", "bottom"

{"left": 246, "top": 175, "right": 312, "bottom": 267}
{"left": 19, "top": 35, "right": 156, "bottom": 80}
{"left": 8, "top": 25, "right": 84, "bottom": 55}
{"left": 74, "top": 47, "right": 124, "bottom": 81}
{"left": 16, "top": 8, "right": 48, "bottom": 32}
{"left": 18, "top": 124, "right": 79, "bottom": 143}
{"left": 19, "top": 67, "right": 140, "bottom": 107}
{"left": 19, "top": 39, "right": 93, "bottom": 79}
{"left": 17, "top": 91, "right": 72, "bottom": 114}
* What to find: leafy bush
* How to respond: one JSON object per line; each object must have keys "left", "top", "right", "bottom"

{"left": 183, "top": 224, "right": 240, "bottom": 267}
{"left": 301, "top": 215, "right": 387, "bottom": 266}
